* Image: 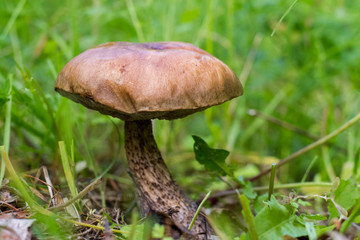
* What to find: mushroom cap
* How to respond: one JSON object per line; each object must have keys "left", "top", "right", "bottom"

{"left": 55, "top": 41, "right": 243, "bottom": 121}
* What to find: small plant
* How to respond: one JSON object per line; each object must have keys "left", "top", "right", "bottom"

{"left": 193, "top": 136, "right": 360, "bottom": 239}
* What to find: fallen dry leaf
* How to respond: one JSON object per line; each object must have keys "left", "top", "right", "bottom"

{"left": 0, "top": 219, "right": 35, "bottom": 240}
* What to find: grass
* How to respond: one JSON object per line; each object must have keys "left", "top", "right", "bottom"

{"left": 1, "top": 0, "right": 360, "bottom": 239}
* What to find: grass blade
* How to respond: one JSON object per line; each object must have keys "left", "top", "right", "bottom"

{"left": 1, "top": 0, "right": 27, "bottom": 38}
{"left": 1, "top": 147, "right": 52, "bottom": 216}
{"left": 58, "top": 141, "right": 78, "bottom": 198}
{"left": 0, "top": 75, "right": 12, "bottom": 186}
{"left": 271, "top": 0, "right": 298, "bottom": 37}
{"left": 125, "top": 0, "right": 145, "bottom": 42}
{"left": 300, "top": 156, "right": 318, "bottom": 183}
{"left": 340, "top": 201, "right": 360, "bottom": 233}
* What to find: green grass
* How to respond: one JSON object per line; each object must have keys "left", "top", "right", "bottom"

{"left": 1, "top": 0, "right": 360, "bottom": 239}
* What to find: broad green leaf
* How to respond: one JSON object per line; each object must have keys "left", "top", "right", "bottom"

{"left": 253, "top": 196, "right": 307, "bottom": 240}
{"left": 328, "top": 178, "right": 360, "bottom": 220}
{"left": 192, "top": 135, "right": 233, "bottom": 177}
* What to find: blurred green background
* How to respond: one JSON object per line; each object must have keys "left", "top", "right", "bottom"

{"left": 1, "top": 0, "right": 360, "bottom": 207}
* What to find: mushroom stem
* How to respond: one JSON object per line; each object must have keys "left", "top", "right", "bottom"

{"left": 124, "top": 120, "right": 212, "bottom": 239}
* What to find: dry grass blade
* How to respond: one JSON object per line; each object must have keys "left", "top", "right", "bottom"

{"left": 42, "top": 166, "right": 57, "bottom": 206}
{"left": 49, "top": 177, "right": 103, "bottom": 211}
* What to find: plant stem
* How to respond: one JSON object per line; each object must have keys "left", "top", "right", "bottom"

{"left": 63, "top": 218, "right": 128, "bottom": 234}
{"left": 340, "top": 201, "right": 360, "bottom": 233}
{"left": 210, "top": 182, "right": 334, "bottom": 199}
{"left": 189, "top": 191, "right": 211, "bottom": 231}
{"left": 268, "top": 163, "right": 276, "bottom": 201}
{"left": 238, "top": 192, "right": 258, "bottom": 240}
{"left": 249, "top": 112, "right": 360, "bottom": 181}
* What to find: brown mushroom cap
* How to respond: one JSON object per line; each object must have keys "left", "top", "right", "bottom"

{"left": 55, "top": 41, "right": 243, "bottom": 121}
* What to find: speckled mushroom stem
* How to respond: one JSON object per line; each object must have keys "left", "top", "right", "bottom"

{"left": 124, "top": 120, "right": 213, "bottom": 239}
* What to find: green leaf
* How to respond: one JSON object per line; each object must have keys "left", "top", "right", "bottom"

{"left": 253, "top": 196, "right": 307, "bottom": 240}
{"left": 253, "top": 194, "right": 268, "bottom": 214}
{"left": 305, "top": 222, "right": 317, "bottom": 240}
{"left": 192, "top": 135, "right": 233, "bottom": 177}
{"left": 314, "top": 225, "right": 335, "bottom": 237}
{"left": 243, "top": 181, "right": 257, "bottom": 199}
{"left": 298, "top": 199, "right": 312, "bottom": 207}
{"left": 120, "top": 223, "right": 145, "bottom": 240}
{"left": 303, "top": 213, "right": 327, "bottom": 221}
{"left": 328, "top": 178, "right": 360, "bottom": 220}
{"left": 151, "top": 223, "right": 164, "bottom": 238}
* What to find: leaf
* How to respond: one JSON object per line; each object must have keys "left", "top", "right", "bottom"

{"left": 303, "top": 214, "right": 327, "bottom": 221}
{"left": 192, "top": 135, "right": 233, "bottom": 177}
{"left": 253, "top": 194, "right": 268, "bottom": 214}
{"left": 328, "top": 178, "right": 360, "bottom": 220}
{"left": 253, "top": 196, "right": 307, "bottom": 240}
{"left": 305, "top": 222, "right": 317, "bottom": 240}
{"left": 314, "top": 225, "right": 335, "bottom": 237}
{"left": 237, "top": 176, "right": 257, "bottom": 199}
{"left": 151, "top": 223, "right": 165, "bottom": 238}
{"left": 297, "top": 199, "right": 312, "bottom": 207}
{"left": 0, "top": 219, "right": 35, "bottom": 240}
{"left": 119, "top": 223, "right": 145, "bottom": 240}
{"left": 243, "top": 181, "right": 257, "bottom": 199}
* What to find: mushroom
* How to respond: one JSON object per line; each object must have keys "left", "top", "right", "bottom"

{"left": 55, "top": 41, "right": 243, "bottom": 239}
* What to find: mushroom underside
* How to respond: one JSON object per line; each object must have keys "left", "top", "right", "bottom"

{"left": 56, "top": 88, "right": 214, "bottom": 121}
